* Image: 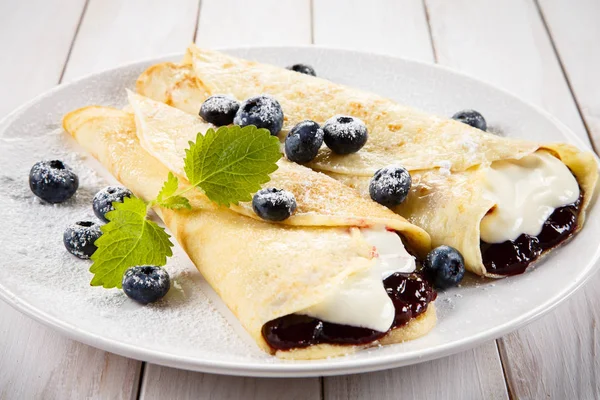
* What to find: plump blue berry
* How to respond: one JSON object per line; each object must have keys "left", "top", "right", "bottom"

{"left": 369, "top": 166, "right": 411, "bottom": 208}
{"left": 452, "top": 109, "right": 487, "bottom": 131}
{"left": 29, "top": 160, "right": 79, "bottom": 203}
{"left": 233, "top": 95, "right": 284, "bottom": 136}
{"left": 93, "top": 186, "right": 133, "bottom": 223}
{"left": 286, "top": 63, "right": 316, "bottom": 76}
{"left": 199, "top": 95, "right": 240, "bottom": 126}
{"left": 285, "top": 120, "right": 324, "bottom": 164}
{"left": 122, "top": 266, "right": 170, "bottom": 304}
{"left": 423, "top": 245, "right": 465, "bottom": 289}
{"left": 322, "top": 115, "right": 368, "bottom": 154}
{"left": 252, "top": 188, "right": 297, "bottom": 221}
{"left": 63, "top": 221, "right": 102, "bottom": 259}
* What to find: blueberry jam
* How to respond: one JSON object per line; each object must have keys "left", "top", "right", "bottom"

{"left": 261, "top": 272, "right": 436, "bottom": 351}
{"left": 480, "top": 193, "right": 582, "bottom": 276}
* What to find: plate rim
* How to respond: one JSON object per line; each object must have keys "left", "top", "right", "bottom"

{"left": 1, "top": 45, "right": 599, "bottom": 377}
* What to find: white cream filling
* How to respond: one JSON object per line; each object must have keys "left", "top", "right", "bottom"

{"left": 299, "top": 227, "right": 416, "bottom": 332}
{"left": 480, "top": 151, "right": 579, "bottom": 243}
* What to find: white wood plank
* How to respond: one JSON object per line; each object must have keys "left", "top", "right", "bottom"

{"left": 0, "top": 0, "right": 85, "bottom": 117}
{"left": 139, "top": 365, "right": 321, "bottom": 400}
{"left": 0, "top": 302, "right": 141, "bottom": 399}
{"left": 498, "top": 284, "right": 600, "bottom": 399}
{"left": 313, "top": 2, "right": 510, "bottom": 399}
{"left": 313, "top": 0, "right": 434, "bottom": 62}
{"left": 325, "top": 343, "right": 508, "bottom": 400}
{"left": 0, "top": 1, "right": 142, "bottom": 398}
{"left": 141, "top": 2, "right": 321, "bottom": 399}
{"left": 426, "top": 0, "right": 599, "bottom": 397}
{"left": 538, "top": 0, "right": 600, "bottom": 147}
{"left": 195, "top": 0, "right": 311, "bottom": 47}
{"left": 425, "top": 0, "right": 589, "bottom": 143}
{"left": 62, "top": 0, "right": 200, "bottom": 81}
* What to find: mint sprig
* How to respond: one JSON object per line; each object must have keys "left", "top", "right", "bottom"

{"left": 184, "top": 125, "right": 281, "bottom": 206}
{"left": 155, "top": 172, "right": 191, "bottom": 210}
{"left": 90, "top": 197, "right": 173, "bottom": 288}
{"left": 89, "top": 125, "right": 281, "bottom": 288}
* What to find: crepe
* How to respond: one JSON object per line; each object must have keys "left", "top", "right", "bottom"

{"left": 136, "top": 45, "right": 598, "bottom": 277}
{"left": 62, "top": 93, "right": 435, "bottom": 359}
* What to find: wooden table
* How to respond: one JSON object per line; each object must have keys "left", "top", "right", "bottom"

{"left": 1, "top": 0, "right": 598, "bottom": 398}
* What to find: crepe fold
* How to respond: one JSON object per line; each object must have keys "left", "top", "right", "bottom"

{"left": 136, "top": 45, "right": 598, "bottom": 277}
{"left": 62, "top": 93, "right": 434, "bottom": 359}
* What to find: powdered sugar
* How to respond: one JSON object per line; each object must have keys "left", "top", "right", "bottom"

{"left": 436, "top": 160, "right": 452, "bottom": 176}
{"left": 233, "top": 94, "right": 284, "bottom": 135}
{"left": 0, "top": 86, "right": 265, "bottom": 363}
{"left": 63, "top": 220, "right": 101, "bottom": 259}
{"left": 323, "top": 115, "right": 367, "bottom": 140}
{"left": 201, "top": 94, "right": 238, "bottom": 113}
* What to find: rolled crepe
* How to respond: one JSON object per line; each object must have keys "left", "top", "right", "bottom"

{"left": 62, "top": 93, "right": 435, "bottom": 359}
{"left": 136, "top": 45, "right": 598, "bottom": 277}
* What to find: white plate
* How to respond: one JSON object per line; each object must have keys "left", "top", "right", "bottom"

{"left": 0, "top": 47, "right": 598, "bottom": 377}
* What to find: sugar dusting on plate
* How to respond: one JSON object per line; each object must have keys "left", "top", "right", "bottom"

{"left": 0, "top": 121, "right": 263, "bottom": 362}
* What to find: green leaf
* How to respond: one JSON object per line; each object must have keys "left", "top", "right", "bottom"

{"left": 90, "top": 196, "right": 173, "bottom": 289}
{"left": 156, "top": 172, "right": 191, "bottom": 210}
{"left": 183, "top": 125, "right": 281, "bottom": 206}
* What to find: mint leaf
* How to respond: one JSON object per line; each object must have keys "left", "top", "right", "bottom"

{"left": 183, "top": 125, "right": 281, "bottom": 206}
{"left": 156, "top": 172, "right": 191, "bottom": 210}
{"left": 90, "top": 196, "right": 173, "bottom": 288}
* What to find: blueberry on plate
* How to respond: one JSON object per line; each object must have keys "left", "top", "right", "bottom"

{"left": 199, "top": 95, "right": 240, "bottom": 126}
{"left": 29, "top": 160, "right": 79, "bottom": 203}
{"left": 122, "top": 266, "right": 170, "bottom": 304}
{"left": 63, "top": 221, "right": 102, "bottom": 259}
{"left": 285, "top": 120, "right": 324, "bottom": 164}
{"left": 93, "top": 186, "right": 133, "bottom": 223}
{"left": 286, "top": 63, "right": 316, "bottom": 77}
{"left": 322, "top": 115, "right": 368, "bottom": 155}
{"left": 369, "top": 165, "right": 412, "bottom": 208}
{"left": 252, "top": 188, "right": 297, "bottom": 222}
{"left": 233, "top": 95, "right": 284, "bottom": 136}
{"left": 422, "top": 245, "right": 465, "bottom": 289}
{"left": 452, "top": 109, "right": 487, "bottom": 131}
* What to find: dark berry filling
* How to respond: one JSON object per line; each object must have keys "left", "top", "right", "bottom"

{"left": 480, "top": 192, "right": 582, "bottom": 276}
{"left": 262, "top": 272, "right": 436, "bottom": 351}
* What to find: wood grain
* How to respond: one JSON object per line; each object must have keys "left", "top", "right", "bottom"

{"left": 0, "top": 1, "right": 142, "bottom": 398}
{"left": 538, "top": 0, "right": 600, "bottom": 149}
{"left": 425, "top": 0, "right": 600, "bottom": 398}
{"left": 140, "top": 365, "right": 320, "bottom": 400}
{"left": 313, "top": 0, "right": 434, "bottom": 61}
{"left": 0, "top": 302, "right": 141, "bottom": 399}
{"left": 313, "top": 2, "right": 510, "bottom": 399}
{"left": 3, "top": 0, "right": 598, "bottom": 398}
{"left": 62, "top": 0, "right": 200, "bottom": 81}
{"left": 195, "top": 0, "right": 311, "bottom": 47}
{"left": 325, "top": 343, "right": 508, "bottom": 400}
{"left": 142, "top": 1, "right": 321, "bottom": 399}
{"left": 425, "top": 0, "right": 588, "bottom": 141}
{"left": 0, "top": 0, "right": 86, "bottom": 117}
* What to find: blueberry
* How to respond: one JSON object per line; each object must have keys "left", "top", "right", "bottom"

{"left": 285, "top": 120, "right": 324, "bottom": 164}
{"left": 233, "top": 95, "right": 284, "bottom": 136}
{"left": 122, "top": 266, "right": 170, "bottom": 304}
{"left": 252, "top": 188, "right": 297, "bottom": 221}
{"left": 369, "top": 166, "right": 411, "bottom": 208}
{"left": 322, "top": 115, "right": 368, "bottom": 155}
{"left": 29, "top": 160, "right": 79, "bottom": 203}
{"left": 286, "top": 63, "right": 316, "bottom": 77}
{"left": 452, "top": 109, "right": 487, "bottom": 131}
{"left": 63, "top": 221, "right": 102, "bottom": 259}
{"left": 422, "top": 245, "right": 465, "bottom": 289}
{"left": 199, "top": 95, "right": 240, "bottom": 126}
{"left": 93, "top": 186, "right": 133, "bottom": 223}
